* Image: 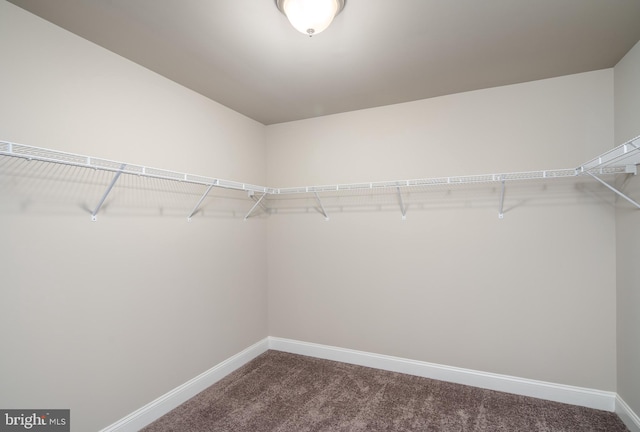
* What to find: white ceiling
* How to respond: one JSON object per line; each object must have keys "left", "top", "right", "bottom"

{"left": 8, "top": 0, "right": 640, "bottom": 125}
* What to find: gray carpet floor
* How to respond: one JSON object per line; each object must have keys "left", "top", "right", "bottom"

{"left": 141, "top": 350, "right": 628, "bottom": 431}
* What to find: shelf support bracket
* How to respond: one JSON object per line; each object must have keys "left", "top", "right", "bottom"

{"left": 250, "top": 191, "right": 269, "bottom": 212}
{"left": 396, "top": 187, "right": 407, "bottom": 220}
{"left": 314, "top": 192, "right": 329, "bottom": 221}
{"left": 498, "top": 179, "right": 506, "bottom": 219}
{"left": 244, "top": 193, "right": 267, "bottom": 221}
{"left": 91, "top": 164, "right": 126, "bottom": 221}
{"left": 615, "top": 171, "right": 635, "bottom": 203}
{"left": 587, "top": 172, "right": 640, "bottom": 209}
{"left": 187, "top": 183, "right": 214, "bottom": 221}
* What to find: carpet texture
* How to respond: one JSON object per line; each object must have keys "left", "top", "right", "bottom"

{"left": 141, "top": 350, "right": 628, "bottom": 432}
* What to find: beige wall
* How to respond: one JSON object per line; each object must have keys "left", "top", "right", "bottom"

{"left": 1, "top": 0, "right": 633, "bottom": 429}
{"left": 266, "top": 70, "right": 617, "bottom": 390}
{"left": 0, "top": 2, "right": 268, "bottom": 431}
{"left": 614, "top": 40, "right": 640, "bottom": 417}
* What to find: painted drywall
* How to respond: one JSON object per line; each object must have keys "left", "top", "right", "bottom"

{"left": 0, "top": 2, "right": 267, "bottom": 431}
{"left": 266, "top": 70, "right": 617, "bottom": 391}
{"left": 614, "top": 39, "right": 640, "bottom": 420}
{"left": 0, "top": 0, "right": 630, "bottom": 428}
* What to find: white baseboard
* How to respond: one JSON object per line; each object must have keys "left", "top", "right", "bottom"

{"left": 616, "top": 395, "right": 640, "bottom": 432}
{"left": 99, "top": 338, "right": 269, "bottom": 432}
{"left": 268, "top": 337, "right": 617, "bottom": 412}
{"left": 100, "top": 336, "right": 636, "bottom": 432}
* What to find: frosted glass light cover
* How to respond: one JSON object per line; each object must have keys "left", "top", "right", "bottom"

{"left": 281, "top": 0, "right": 341, "bottom": 36}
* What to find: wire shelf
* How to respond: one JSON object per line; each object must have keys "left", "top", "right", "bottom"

{"left": 270, "top": 169, "right": 581, "bottom": 195}
{"left": 0, "top": 141, "right": 268, "bottom": 193}
{"left": 578, "top": 135, "right": 640, "bottom": 173}
{"left": 1, "top": 136, "right": 639, "bottom": 219}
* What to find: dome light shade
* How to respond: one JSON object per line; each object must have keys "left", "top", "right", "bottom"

{"left": 276, "top": 0, "right": 345, "bottom": 36}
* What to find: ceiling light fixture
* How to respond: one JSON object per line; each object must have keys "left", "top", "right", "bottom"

{"left": 276, "top": 0, "right": 345, "bottom": 37}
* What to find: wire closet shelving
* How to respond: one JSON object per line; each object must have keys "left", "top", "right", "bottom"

{"left": 1, "top": 136, "right": 639, "bottom": 221}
